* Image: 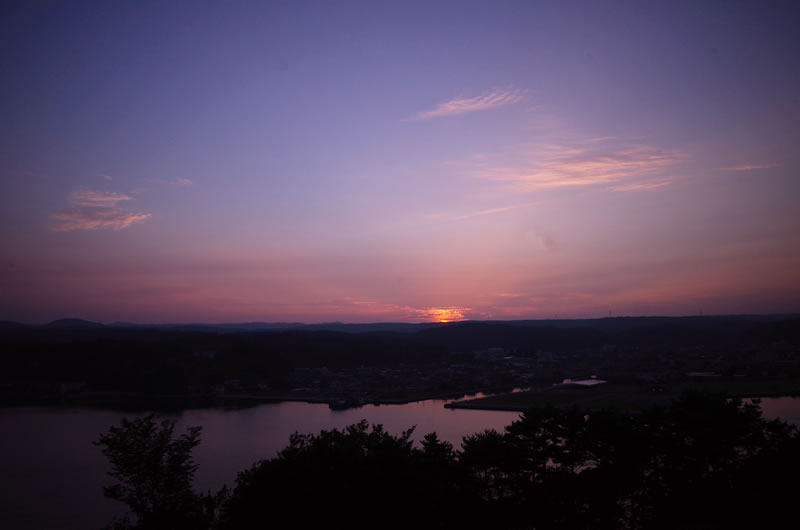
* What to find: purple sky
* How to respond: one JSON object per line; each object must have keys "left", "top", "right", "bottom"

{"left": 1, "top": 1, "right": 799, "bottom": 324}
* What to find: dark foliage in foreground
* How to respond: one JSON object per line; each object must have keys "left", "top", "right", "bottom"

{"left": 94, "top": 416, "right": 220, "bottom": 530}
{"left": 97, "top": 393, "right": 800, "bottom": 530}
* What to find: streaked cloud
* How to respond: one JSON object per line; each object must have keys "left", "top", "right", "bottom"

{"left": 50, "top": 209, "right": 152, "bottom": 232}
{"left": 465, "top": 138, "right": 684, "bottom": 191}
{"left": 610, "top": 179, "right": 672, "bottom": 192}
{"left": 50, "top": 190, "right": 150, "bottom": 232}
{"left": 98, "top": 173, "right": 114, "bottom": 181}
{"left": 412, "top": 87, "right": 525, "bottom": 120}
{"left": 452, "top": 201, "right": 540, "bottom": 220}
{"left": 146, "top": 177, "right": 194, "bottom": 185}
{"left": 69, "top": 190, "right": 133, "bottom": 207}
{"left": 721, "top": 163, "right": 781, "bottom": 171}
{"left": 458, "top": 205, "right": 520, "bottom": 218}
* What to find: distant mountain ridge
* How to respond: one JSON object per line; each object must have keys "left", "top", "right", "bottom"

{"left": 0, "top": 320, "right": 28, "bottom": 329}
{"left": 14, "top": 313, "right": 799, "bottom": 335}
{"left": 40, "top": 318, "right": 105, "bottom": 329}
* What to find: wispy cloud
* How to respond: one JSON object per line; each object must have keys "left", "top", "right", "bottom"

{"left": 721, "top": 163, "right": 781, "bottom": 171}
{"left": 451, "top": 201, "right": 540, "bottom": 220}
{"left": 69, "top": 190, "right": 133, "bottom": 207}
{"left": 50, "top": 209, "right": 152, "bottom": 232}
{"left": 145, "top": 177, "right": 194, "bottom": 185}
{"left": 610, "top": 179, "right": 672, "bottom": 192}
{"left": 412, "top": 88, "right": 525, "bottom": 120}
{"left": 464, "top": 138, "right": 684, "bottom": 191}
{"left": 50, "top": 190, "right": 151, "bottom": 232}
{"left": 98, "top": 173, "right": 114, "bottom": 181}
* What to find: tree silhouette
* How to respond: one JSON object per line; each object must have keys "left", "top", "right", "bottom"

{"left": 94, "top": 415, "right": 219, "bottom": 530}
{"left": 96, "top": 394, "right": 800, "bottom": 530}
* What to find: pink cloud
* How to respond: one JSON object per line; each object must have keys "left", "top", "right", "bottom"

{"left": 50, "top": 208, "right": 151, "bottom": 232}
{"left": 610, "top": 179, "right": 672, "bottom": 192}
{"left": 451, "top": 201, "right": 540, "bottom": 220}
{"left": 50, "top": 189, "right": 151, "bottom": 232}
{"left": 69, "top": 190, "right": 133, "bottom": 207}
{"left": 721, "top": 163, "right": 781, "bottom": 171}
{"left": 412, "top": 88, "right": 525, "bottom": 120}
{"left": 465, "top": 139, "right": 684, "bottom": 191}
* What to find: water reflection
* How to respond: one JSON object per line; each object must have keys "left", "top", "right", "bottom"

{"left": 749, "top": 396, "right": 800, "bottom": 426}
{"left": 187, "top": 399, "right": 520, "bottom": 493}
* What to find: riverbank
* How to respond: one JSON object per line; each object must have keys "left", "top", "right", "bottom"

{"left": 6, "top": 378, "right": 800, "bottom": 413}
{"left": 0, "top": 387, "right": 499, "bottom": 411}
{"left": 446, "top": 378, "right": 800, "bottom": 412}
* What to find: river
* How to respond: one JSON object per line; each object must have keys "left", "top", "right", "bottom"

{"left": 0, "top": 398, "right": 518, "bottom": 530}
{"left": 0, "top": 396, "right": 797, "bottom": 530}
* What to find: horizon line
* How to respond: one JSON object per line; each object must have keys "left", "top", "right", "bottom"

{"left": 4, "top": 312, "right": 798, "bottom": 328}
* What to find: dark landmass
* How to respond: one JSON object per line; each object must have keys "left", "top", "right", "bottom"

{"left": 2, "top": 314, "right": 799, "bottom": 409}
{"left": 40, "top": 318, "right": 106, "bottom": 329}
{"left": 448, "top": 378, "right": 800, "bottom": 412}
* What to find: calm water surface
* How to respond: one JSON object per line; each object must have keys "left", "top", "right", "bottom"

{"left": 1, "top": 396, "right": 798, "bottom": 530}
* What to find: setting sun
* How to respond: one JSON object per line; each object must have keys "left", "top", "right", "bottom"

{"left": 421, "top": 307, "right": 470, "bottom": 323}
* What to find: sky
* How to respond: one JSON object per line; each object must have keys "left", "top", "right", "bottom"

{"left": 1, "top": 0, "right": 799, "bottom": 324}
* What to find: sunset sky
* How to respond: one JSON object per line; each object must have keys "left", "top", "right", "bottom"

{"left": 1, "top": 1, "right": 799, "bottom": 324}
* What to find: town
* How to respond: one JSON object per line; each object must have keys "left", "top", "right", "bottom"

{"left": 2, "top": 315, "right": 798, "bottom": 411}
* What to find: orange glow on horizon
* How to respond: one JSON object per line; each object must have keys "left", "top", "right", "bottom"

{"left": 421, "top": 306, "right": 470, "bottom": 323}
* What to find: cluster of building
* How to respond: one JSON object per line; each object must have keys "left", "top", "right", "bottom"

{"left": 266, "top": 338, "right": 800, "bottom": 408}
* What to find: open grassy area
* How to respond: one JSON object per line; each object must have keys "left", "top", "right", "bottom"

{"left": 448, "top": 378, "right": 800, "bottom": 412}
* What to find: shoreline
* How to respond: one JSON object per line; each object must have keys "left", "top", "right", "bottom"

{"left": 4, "top": 383, "right": 799, "bottom": 413}
{"left": 0, "top": 388, "right": 489, "bottom": 411}
{"left": 446, "top": 386, "right": 800, "bottom": 412}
